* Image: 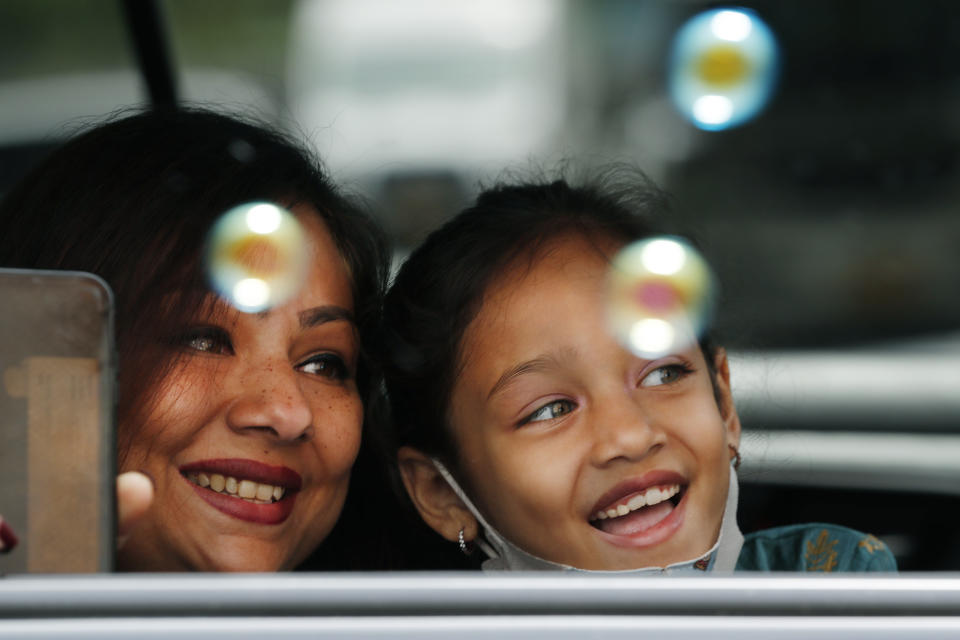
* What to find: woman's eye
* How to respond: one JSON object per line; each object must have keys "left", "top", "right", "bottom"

{"left": 640, "top": 363, "right": 692, "bottom": 387}
{"left": 180, "top": 328, "right": 233, "bottom": 355}
{"left": 522, "top": 399, "right": 576, "bottom": 425}
{"left": 297, "top": 353, "right": 350, "bottom": 381}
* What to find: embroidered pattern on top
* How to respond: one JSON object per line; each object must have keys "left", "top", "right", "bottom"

{"left": 805, "top": 529, "right": 839, "bottom": 572}
{"left": 857, "top": 534, "right": 886, "bottom": 554}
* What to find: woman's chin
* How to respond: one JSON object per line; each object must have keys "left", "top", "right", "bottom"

{"left": 188, "top": 538, "right": 305, "bottom": 572}
{"left": 118, "top": 534, "right": 301, "bottom": 572}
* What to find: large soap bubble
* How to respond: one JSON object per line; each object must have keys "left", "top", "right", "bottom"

{"left": 669, "top": 7, "right": 779, "bottom": 131}
{"left": 607, "top": 236, "right": 715, "bottom": 358}
{"left": 205, "top": 202, "right": 309, "bottom": 313}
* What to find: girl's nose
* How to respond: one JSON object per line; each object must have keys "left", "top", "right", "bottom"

{"left": 588, "top": 392, "right": 665, "bottom": 467}
{"left": 225, "top": 363, "right": 314, "bottom": 442}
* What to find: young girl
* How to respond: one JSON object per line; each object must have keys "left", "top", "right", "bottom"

{"left": 381, "top": 173, "right": 896, "bottom": 573}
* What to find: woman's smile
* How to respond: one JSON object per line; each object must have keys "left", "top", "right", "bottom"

{"left": 117, "top": 213, "right": 363, "bottom": 572}
{"left": 181, "top": 458, "right": 302, "bottom": 525}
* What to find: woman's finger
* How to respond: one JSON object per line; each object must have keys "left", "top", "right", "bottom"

{"left": 116, "top": 471, "right": 154, "bottom": 550}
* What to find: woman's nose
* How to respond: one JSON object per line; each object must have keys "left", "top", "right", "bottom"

{"left": 225, "top": 363, "right": 314, "bottom": 442}
{"left": 588, "top": 392, "right": 665, "bottom": 467}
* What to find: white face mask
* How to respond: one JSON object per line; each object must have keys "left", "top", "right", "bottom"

{"left": 432, "top": 459, "right": 744, "bottom": 574}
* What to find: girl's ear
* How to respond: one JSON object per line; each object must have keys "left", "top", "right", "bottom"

{"left": 712, "top": 347, "right": 742, "bottom": 450}
{"left": 397, "top": 446, "right": 479, "bottom": 543}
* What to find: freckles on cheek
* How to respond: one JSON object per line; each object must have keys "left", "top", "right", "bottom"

{"left": 312, "top": 397, "right": 362, "bottom": 472}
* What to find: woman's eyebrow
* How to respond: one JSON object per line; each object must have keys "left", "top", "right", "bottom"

{"left": 298, "top": 305, "right": 355, "bottom": 328}
{"left": 487, "top": 351, "right": 572, "bottom": 400}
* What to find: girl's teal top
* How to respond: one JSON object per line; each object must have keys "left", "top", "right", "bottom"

{"left": 736, "top": 523, "right": 897, "bottom": 572}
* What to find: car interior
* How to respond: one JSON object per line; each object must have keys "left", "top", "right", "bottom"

{"left": 2, "top": 0, "right": 959, "bottom": 635}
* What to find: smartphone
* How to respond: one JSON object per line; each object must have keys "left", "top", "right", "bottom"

{"left": 0, "top": 268, "right": 115, "bottom": 573}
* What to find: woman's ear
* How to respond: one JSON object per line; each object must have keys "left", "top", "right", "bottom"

{"left": 397, "top": 446, "right": 479, "bottom": 543}
{"left": 712, "top": 347, "right": 742, "bottom": 450}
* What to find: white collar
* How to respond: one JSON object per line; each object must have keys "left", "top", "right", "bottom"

{"left": 432, "top": 459, "right": 743, "bottom": 574}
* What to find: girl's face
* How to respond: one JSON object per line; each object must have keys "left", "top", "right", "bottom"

{"left": 447, "top": 234, "right": 740, "bottom": 570}
{"left": 117, "top": 211, "right": 363, "bottom": 571}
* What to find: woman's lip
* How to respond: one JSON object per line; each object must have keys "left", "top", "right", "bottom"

{"left": 593, "top": 489, "right": 687, "bottom": 549}
{"left": 179, "top": 458, "right": 302, "bottom": 489}
{"left": 589, "top": 470, "right": 687, "bottom": 515}
{"left": 183, "top": 476, "right": 299, "bottom": 525}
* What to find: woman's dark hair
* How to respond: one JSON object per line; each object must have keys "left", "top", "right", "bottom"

{"left": 0, "top": 107, "right": 393, "bottom": 568}
{"left": 381, "top": 169, "right": 720, "bottom": 473}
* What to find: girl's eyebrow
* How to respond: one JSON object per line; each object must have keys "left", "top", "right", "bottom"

{"left": 487, "top": 349, "right": 576, "bottom": 400}
{"left": 297, "top": 305, "right": 355, "bottom": 328}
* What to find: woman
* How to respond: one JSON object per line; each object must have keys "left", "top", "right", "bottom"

{"left": 0, "top": 108, "right": 390, "bottom": 571}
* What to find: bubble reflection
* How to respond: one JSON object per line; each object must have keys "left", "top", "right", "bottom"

{"left": 669, "top": 7, "right": 779, "bottom": 131}
{"left": 206, "top": 202, "right": 309, "bottom": 313}
{"left": 607, "top": 236, "right": 715, "bottom": 358}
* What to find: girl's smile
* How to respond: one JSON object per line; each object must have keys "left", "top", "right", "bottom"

{"left": 441, "top": 234, "right": 741, "bottom": 570}
{"left": 588, "top": 475, "right": 688, "bottom": 548}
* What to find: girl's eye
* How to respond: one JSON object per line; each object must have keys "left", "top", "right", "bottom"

{"left": 640, "top": 363, "right": 693, "bottom": 387}
{"left": 297, "top": 353, "right": 350, "bottom": 381}
{"left": 521, "top": 399, "right": 576, "bottom": 425}
{"left": 179, "top": 328, "right": 233, "bottom": 355}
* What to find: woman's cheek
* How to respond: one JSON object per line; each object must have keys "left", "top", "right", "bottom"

{"left": 314, "top": 394, "right": 363, "bottom": 474}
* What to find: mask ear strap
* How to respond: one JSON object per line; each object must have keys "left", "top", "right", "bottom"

{"left": 431, "top": 458, "right": 500, "bottom": 560}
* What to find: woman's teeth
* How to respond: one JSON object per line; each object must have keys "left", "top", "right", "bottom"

{"left": 591, "top": 484, "right": 681, "bottom": 521}
{"left": 186, "top": 472, "right": 285, "bottom": 504}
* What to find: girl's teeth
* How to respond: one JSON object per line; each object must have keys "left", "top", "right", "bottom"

{"left": 592, "top": 484, "right": 682, "bottom": 522}
{"left": 186, "top": 473, "right": 287, "bottom": 503}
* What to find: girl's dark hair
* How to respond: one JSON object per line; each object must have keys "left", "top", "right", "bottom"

{"left": 381, "top": 169, "right": 720, "bottom": 471}
{"left": 0, "top": 107, "right": 392, "bottom": 568}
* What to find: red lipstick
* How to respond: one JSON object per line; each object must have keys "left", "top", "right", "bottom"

{"left": 179, "top": 458, "right": 301, "bottom": 525}
{"left": 180, "top": 459, "right": 302, "bottom": 489}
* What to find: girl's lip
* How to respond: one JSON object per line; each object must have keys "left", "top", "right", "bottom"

{"left": 179, "top": 458, "right": 302, "bottom": 489}
{"left": 589, "top": 470, "right": 687, "bottom": 515}
{"left": 593, "top": 489, "right": 687, "bottom": 549}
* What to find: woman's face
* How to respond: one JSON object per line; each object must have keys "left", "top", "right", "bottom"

{"left": 117, "top": 211, "right": 363, "bottom": 571}
{"left": 447, "top": 234, "right": 740, "bottom": 570}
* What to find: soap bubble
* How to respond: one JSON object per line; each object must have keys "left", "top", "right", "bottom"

{"left": 669, "top": 7, "right": 779, "bottom": 131}
{"left": 607, "top": 236, "right": 715, "bottom": 358}
{"left": 205, "top": 202, "right": 309, "bottom": 313}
